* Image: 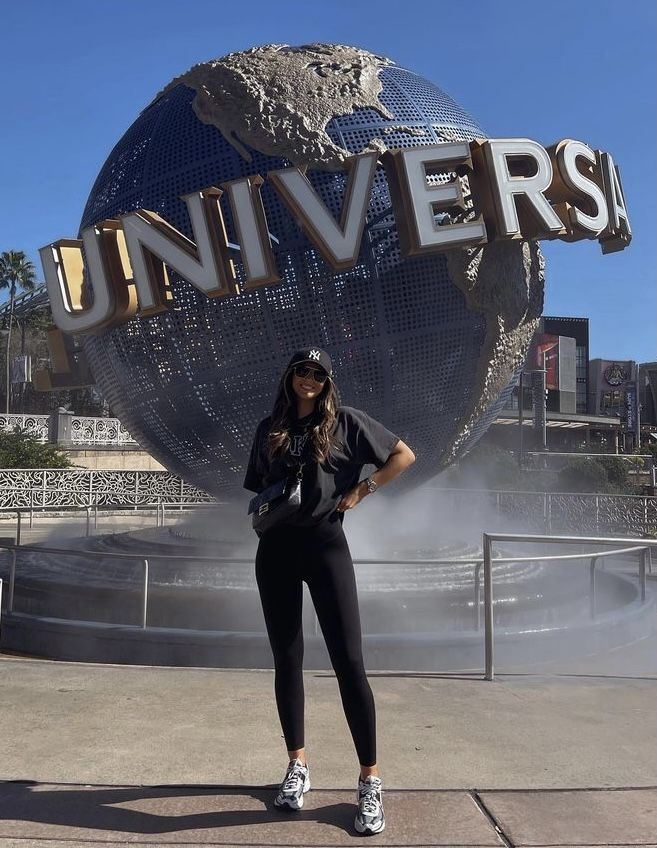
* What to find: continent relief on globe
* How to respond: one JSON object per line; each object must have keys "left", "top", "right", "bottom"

{"left": 156, "top": 43, "right": 397, "bottom": 171}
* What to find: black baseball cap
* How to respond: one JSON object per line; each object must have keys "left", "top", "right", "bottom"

{"left": 286, "top": 347, "right": 333, "bottom": 377}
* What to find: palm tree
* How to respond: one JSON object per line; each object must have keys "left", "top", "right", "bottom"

{"left": 0, "top": 251, "right": 37, "bottom": 414}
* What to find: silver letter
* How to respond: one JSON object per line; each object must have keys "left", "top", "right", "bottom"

{"left": 39, "top": 233, "right": 117, "bottom": 334}
{"left": 598, "top": 151, "right": 631, "bottom": 253}
{"left": 120, "top": 187, "right": 237, "bottom": 316}
{"left": 383, "top": 142, "right": 487, "bottom": 254}
{"left": 553, "top": 139, "right": 609, "bottom": 235}
{"left": 269, "top": 153, "right": 377, "bottom": 270}
{"left": 222, "top": 175, "right": 280, "bottom": 288}
{"left": 475, "top": 138, "right": 564, "bottom": 238}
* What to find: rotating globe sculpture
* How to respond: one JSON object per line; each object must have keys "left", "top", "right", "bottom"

{"left": 79, "top": 44, "right": 544, "bottom": 497}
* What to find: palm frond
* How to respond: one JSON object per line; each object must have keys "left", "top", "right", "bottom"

{"left": 0, "top": 250, "right": 38, "bottom": 294}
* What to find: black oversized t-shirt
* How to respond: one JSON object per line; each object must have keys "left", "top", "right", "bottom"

{"left": 243, "top": 405, "right": 400, "bottom": 528}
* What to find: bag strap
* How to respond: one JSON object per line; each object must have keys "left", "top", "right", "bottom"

{"left": 292, "top": 428, "right": 314, "bottom": 481}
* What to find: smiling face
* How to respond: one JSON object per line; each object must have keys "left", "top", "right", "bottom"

{"left": 290, "top": 363, "right": 328, "bottom": 405}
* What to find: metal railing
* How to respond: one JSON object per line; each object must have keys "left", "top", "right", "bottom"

{"left": 521, "top": 452, "right": 657, "bottom": 488}
{"left": 0, "top": 498, "right": 218, "bottom": 545}
{"left": 0, "top": 413, "right": 139, "bottom": 446}
{"left": 0, "top": 471, "right": 214, "bottom": 510}
{"left": 481, "top": 533, "right": 657, "bottom": 681}
{"left": 2, "top": 541, "right": 247, "bottom": 630}
{"left": 1, "top": 480, "right": 656, "bottom": 534}
{"left": 429, "top": 487, "right": 657, "bottom": 536}
{"left": 1, "top": 524, "right": 654, "bottom": 679}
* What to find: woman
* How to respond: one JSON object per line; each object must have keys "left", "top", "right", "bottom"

{"left": 243, "top": 346, "right": 415, "bottom": 835}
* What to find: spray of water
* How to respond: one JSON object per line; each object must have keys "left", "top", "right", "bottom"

{"left": 3, "top": 464, "right": 654, "bottom": 677}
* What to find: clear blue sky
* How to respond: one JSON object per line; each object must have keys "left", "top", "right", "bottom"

{"left": 2, "top": 0, "right": 654, "bottom": 362}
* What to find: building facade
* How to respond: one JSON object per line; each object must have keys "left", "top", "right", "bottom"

{"left": 537, "top": 316, "right": 589, "bottom": 414}
{"left": 504, "top": 316, "right": 588, "bottom": 415}
{"left": 639, "top": 362, "right": 657, "bottom": 426}
{"left": 493, "top": 316, "right": 649, "bottom": 454}
{"left": 589, "top": 359, "right": 638, "bottom": 421}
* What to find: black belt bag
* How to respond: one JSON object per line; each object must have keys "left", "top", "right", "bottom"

{"left": 248, "top": 463, "right": 305, "bottom": 536}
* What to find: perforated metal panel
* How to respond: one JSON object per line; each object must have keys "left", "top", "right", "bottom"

{"left": 79, "top": 61, "right": 538, "bottom": 497}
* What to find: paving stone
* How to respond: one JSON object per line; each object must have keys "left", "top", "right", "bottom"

{"left": 479, "top": 787, "right": 657, "bottom": 846}
{"left": 0, "top": 782, "right": 505, "bottom": 846}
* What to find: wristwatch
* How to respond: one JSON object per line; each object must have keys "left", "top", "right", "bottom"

{"left": 362, "top": 476, "right": 378, "bottom": 494}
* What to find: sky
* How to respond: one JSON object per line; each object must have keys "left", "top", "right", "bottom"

{"left": 1, "top": 0, "right": 655, "bottom": 362}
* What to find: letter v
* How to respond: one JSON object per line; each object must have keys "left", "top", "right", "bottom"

{"left": 268, "top": 153, "right": 377, "bottom": 271}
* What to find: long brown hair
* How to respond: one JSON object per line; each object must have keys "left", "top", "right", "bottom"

{"left": 266, "top": 365, "right": 343, "bottom": 465}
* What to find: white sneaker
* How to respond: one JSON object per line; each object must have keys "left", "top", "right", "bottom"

{"left": 355, "top": 774, "right": 386, "bottom": 834}
{"left": 274, "top": 757, "right": 310, "bottom": 810}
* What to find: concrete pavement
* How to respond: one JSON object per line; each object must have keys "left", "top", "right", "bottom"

{"left": 0, "top": 648, "right": 655, "bottom": 846}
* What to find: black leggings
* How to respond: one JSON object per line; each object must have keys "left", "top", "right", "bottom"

{"left": 255, "top": 518, "right": 376, "bottom": 766}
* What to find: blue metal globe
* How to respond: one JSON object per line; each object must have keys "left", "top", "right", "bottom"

{"left": 79, "top": 46, "right": 542, "bottom": 497}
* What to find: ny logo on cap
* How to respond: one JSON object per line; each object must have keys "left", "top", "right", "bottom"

{"left": 308, "top": 349, "right": 321, "bottom": 361}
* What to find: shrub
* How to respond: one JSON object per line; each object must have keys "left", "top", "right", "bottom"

{"left": 600, "top": 456, "right": 630, "bottom": 491}
{"left": 639, "top": 443, "right": 657, "bottom": 462}
{"left": 452, "top": 443, "right": 522, "bottom": 490}
{"left": 556, "top": 456, "right": 611, "bottom": 493}
{"left": 0, "top": 425, "right": 73, "bottom": 469}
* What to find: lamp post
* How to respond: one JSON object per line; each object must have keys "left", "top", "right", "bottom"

{"left": 0, "top": 326, "right": 10, "bottom": 415}
{"left": 517, "top": 372, "right": 525, "bottom": 468}
{"left": 635, "top": 362, "right": 642, "bottom": 453}
{"left": 532, "top": 362, "right": 548, "bottom": 452}
{"left": 517, "top": 351, "right": 548, "bottom": 468}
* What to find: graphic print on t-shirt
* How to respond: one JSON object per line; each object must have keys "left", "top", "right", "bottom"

{"left": 289, "top": 431, "right": 309, "bottom": 458}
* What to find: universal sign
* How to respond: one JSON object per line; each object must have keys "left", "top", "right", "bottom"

{"left": 40, "top": 137, "right": 631, "bottom": 336}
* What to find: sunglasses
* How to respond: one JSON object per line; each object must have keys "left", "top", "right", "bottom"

{"left": 293, "top": 364, "right": 329, "bottom": 383}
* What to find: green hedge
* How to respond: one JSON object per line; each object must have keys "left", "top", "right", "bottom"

{"left": 447, "top": 444, "right": 642, "bottom": 494}
{"left": 0, "top": 425, "right": 73, "bottom": 469}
